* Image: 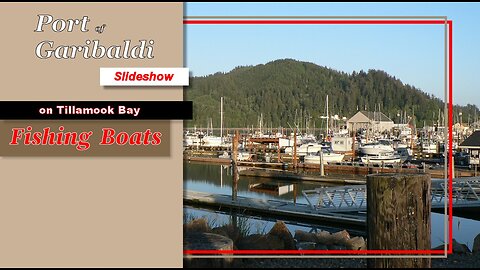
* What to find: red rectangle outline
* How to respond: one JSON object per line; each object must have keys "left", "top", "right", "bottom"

{"left": 183, "top": 19, "right": 453, "bottom": 256}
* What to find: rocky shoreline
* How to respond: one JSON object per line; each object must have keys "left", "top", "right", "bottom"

{"left": 184, "top": 219, "right": 366, "bottom": 252}
{"left": 184, "top": 218, "right": 480, "bottom": 268}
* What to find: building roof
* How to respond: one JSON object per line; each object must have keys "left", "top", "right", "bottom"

{"left": 360, "top": 111, "right": 392, "bottom": 122}
{"left": 459, "top": 131, "right": 480, "bottom": 148}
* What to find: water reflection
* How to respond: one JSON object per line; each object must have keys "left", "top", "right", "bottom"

{"left": 183, "top": 162, "right": 337, "bottom": 204}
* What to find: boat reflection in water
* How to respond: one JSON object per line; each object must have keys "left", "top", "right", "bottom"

{"left": 248, "top": 182, "right": 294, "bottom": 196}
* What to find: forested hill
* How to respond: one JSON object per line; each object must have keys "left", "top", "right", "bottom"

{"left": 185, "top": 59, "right": 478, "bottom": 128}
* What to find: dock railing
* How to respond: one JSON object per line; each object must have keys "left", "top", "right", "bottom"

{"left": 303, "top": 176, "right": 480, "bottom": 211}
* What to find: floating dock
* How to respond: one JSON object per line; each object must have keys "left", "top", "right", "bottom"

{"left": 185, "top": 156, "right": 232, "bottom": 164}
{"left": 184, "top": 190, "right": 366, "bottom": 229}
{"left": 239, "top": 168, "right": 365, "bottom": 185}
{"left": 184, "top": 155, "right": 476, "bottom": 178}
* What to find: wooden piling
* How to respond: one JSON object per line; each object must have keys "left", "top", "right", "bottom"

{"left": 232, "top": 131, "right": 238, "bottom": 165}
{"left": 232, "top": 131, "right": 239, "bottom": 202}
{"left": 319, "top": 151, "right": 325, "bottom": 176}
{"left": 452, "top": 156, "right": 455, "bottom": 178}
{"left": 367, "top": 173, "right": 431, "bottom": 268}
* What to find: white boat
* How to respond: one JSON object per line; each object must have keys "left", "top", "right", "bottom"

{"left": 304, "top": 148, "right": 345, "bottom": 164}
{"left": 202, "top": 135, "right": 223, "bottom": 147}
{"left": 218, "top": 151, "right": 251, "bottom": 161}
{"left": 361, "top": 152, "right": 402, "bottom": 165}
{"left": 285, "top": 143, "right": 324, "bottom": 156}
{"left": 422, "top": 141, "right": 438, "bottom": 154}
{"left": 358, "top": 139, "right": 394, "bottom": 155}
{"left": 331, "top": 136, "right": 354, "bottom": 153}
{"left": 184, "top": 132, "right": 202, "bottom": 146}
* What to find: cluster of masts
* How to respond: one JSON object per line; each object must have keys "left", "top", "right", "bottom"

{"left": 186, "top": 97, "right": 478, "bottom": 160}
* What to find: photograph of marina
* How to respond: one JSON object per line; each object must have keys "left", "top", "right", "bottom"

{"left": 183, "top": 3, "right": 480, "bottom": 268}
{"left": 183, "top": 68, "right": 480, "bottom": 265}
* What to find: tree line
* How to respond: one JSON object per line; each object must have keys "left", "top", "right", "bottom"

{"left": 185, "top": 59, "right": 478, "bottom": 129}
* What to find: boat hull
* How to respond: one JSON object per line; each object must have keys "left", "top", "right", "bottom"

{"left": 361, "top": 156, "right": 401, "bottom": 165}
{"left": 285, "top": 144, "right": 323, "bottom": 156}
{"left": 359, "top": 146, "right": 394, "bottom": 155}
{"left": 304, "top": 153, "right": 345, "bottom": 164}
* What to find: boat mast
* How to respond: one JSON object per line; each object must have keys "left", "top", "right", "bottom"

{"left": 220, "top": 96, "right": 224, "bottom": 142}
{"left": 260, "top": 113, "right": 263, "bottom": 135}
{"left": 326, "top": 95, "right": 329, "bottom": 137}
{"left": 210, "top": 118, "right": 213, "bottom": 136}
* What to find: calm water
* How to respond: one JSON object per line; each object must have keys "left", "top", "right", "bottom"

{"left": 184, "top": 161, "right": 480, "bottom": 249}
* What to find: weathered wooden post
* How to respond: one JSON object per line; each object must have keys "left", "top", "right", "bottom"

{"left": 367, "top": 173, "right": 431, "bottom": 268}
{"left": 319, "top": 150, "right": 325, "bottom": 176}
{"left": 232, "top": 131, "right": 239, "bottom": 202}
{"left": 452, "top": 156, "right": 455, "bottom": 178}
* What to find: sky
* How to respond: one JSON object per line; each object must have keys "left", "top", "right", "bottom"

{"left": 185, "top": 2, "right": 480, "bottom": 108}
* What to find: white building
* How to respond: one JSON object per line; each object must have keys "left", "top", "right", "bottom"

{"left": 347, "top": 111, "right": 395, "bottom": 133}
{"left": 459, "top": 130, "right": 480, "bottom": 165}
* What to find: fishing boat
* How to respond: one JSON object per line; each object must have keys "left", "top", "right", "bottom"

{"left": 358, "top": 139, "right": 395, "bottom": 155}
{"left": 421, "top": 140, "right": 438, "bottom": 154}
{"left": 183, "top": 131, "right": 203, "bottom": 147}
{"left": 331, "top": 136, "right": 354, "bottom": 153}
{"left": 361, "top": 152, "right": 402, "bottom": 165}
{"left": 304, "top": 147, "right": 345, "bottom": 164}
{"left": 285, "top": 143, "right": 324, "bottom": 157}
{"left": 202, "top": 135, "right": 223, "bottom": 147}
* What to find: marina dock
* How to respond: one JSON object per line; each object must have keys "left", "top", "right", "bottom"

{"left": 184, "top": 155, "right": 476, "bottom": 178}
{"left": 184, "top": 190, "right": 367, "bottom": 229}
{"left": 185, "top": 176, "right": 480, "bottom": 229}
{"left": 239, "top": 168, "right": 365, "bottom": 185}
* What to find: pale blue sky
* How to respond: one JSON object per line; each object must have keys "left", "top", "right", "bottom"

{"left": 185, "top": 2, "right": 480, "bottom": 107}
